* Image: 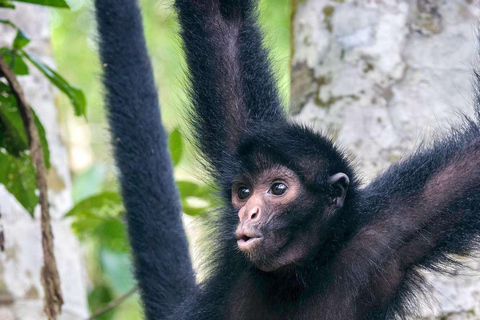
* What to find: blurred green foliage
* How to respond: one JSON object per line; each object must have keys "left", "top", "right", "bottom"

{"left": 0, "top": 11, "right": 85, "bottom": 216}
{"left": 50, "top": 0, "right": 290, "bottom": 318}
{"left": 65, "top": 128, "right": 216, "bottom": 318}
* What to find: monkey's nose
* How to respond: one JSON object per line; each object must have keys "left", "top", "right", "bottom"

{"left": 246, "top": 206, "right": 261, "bottom": 221}
{"left": 238, "top": 205, "right": 262, "bottom": 223}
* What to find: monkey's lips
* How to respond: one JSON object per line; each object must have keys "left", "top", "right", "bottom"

{"left": 236, "top": 231, "right": 263, "bottom": 252}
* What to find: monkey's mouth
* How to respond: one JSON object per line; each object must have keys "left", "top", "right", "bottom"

{"left": 236, "top": 231, "right": 263, "bottom": 252}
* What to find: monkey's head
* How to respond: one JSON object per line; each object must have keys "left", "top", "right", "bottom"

{"left": 228, "top": 123, "right": 356, "bottom": 272}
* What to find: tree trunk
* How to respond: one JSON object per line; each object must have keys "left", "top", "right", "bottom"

{"left": 0, "top": 5, "right": 88, "bottom": 320}
{"left": 291, "top": 0, "right": 480, "bottom": 318}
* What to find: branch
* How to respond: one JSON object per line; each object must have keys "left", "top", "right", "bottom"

{"left": 88, "top": 287, "right": 138, "bottom": 319}
{"left": 0, "top": 54, "right": 63, "bottom": 320}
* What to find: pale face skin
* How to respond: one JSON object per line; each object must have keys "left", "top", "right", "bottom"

{"left": 231, "top": 165, "right": 350, "bottom": 271}
{"left": 231, "top": 166, "right": 315, "bottom": 271}
{"left": 232, "top": 166, "right": 301, "bottom": 251}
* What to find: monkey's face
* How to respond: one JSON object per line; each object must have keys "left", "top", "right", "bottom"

{"left": 231, "top": 165, "right": 349, "bottom": 272}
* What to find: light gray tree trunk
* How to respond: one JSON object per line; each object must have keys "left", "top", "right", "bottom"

{"left": 0, "top": 5, "right": 88, "bottom": 320}
{"left": 291, "top": 0, "right": 480, "bottom": 318}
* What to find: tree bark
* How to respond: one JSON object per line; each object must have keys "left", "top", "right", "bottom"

{"left": 291, "top": 0, "right": 480, "bottom": 318}
{"left": 0, "top": 4, "right": 88, "bottom": 320}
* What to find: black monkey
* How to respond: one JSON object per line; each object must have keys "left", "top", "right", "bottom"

{"left": 95, "top": 0, "right": 480, "bottom": 319}
{"left": 94, "top": 1, "right": 195, "bottom": 318}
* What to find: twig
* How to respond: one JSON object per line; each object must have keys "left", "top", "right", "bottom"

{"left": 88, "top": 287, "right": 138, "bottom": 319}
{"left": 0, "top": 54, "right": 63, "bottom": 320}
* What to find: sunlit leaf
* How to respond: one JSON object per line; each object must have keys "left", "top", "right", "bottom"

{"left": 176, "top": 180, "right": 215, "bottom": 216}
{"left": 22, "top": 51, "right": 86, "bottom": 116}
{"left": 12, "top": 0, "right": 69, "bottom": 8}
{"left": 168, "top": 127, "right": 183, "bottom": 166}
{"left": 182, "top": 200, "right": 209, "bottom": 216}
{"left": 0, "top": 151, "right": 38, "bottom": 216}
{"left": 182, "top": 196, "right": 212, "bottom": 216}
{"left": 70, "top": 210, "right": 104, "bottom": 236}
{"left": 13, "top": 29, "right": 30, "bottom": 49}
{"left": 194, "top": 183, "right": 215, "bottom": 199}
{"left": 68, "top": 192, "right": 128, "bottom": 252}
{"left": 94, "top": 219, "right": 128, "bottom": 252}
{"left": 65, "top": 192, "right": 122, "bottom": 218}
{"left": 176, "top": 180, "right": 199, "bottom": 197}
{"left": 177, "top": 180, "right": 215, "bottom": 199}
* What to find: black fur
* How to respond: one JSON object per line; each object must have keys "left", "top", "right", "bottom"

{"left": 175, "top": 0, "right": 285, "bottom": 175}
{"left": 94, "top": 0, "right": 195, "bottom": 318}
{"left": 95, "top": 0, "right": 480, "bottom": 319}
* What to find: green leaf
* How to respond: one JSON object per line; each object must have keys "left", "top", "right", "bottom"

{"left": 194, "top": 184, "right": 215, "bottom": 199}
{"left": 65, "top": 192, "right": 122, "bottom": 218}
{"left": 168, "top": 127, "right": 183, "bottom": 166}
{"left": 0, "top": 85, "right": 50, "bottom": 167}
{"left": 0, "top": 0, "right": 15, "bottom": 8}
{"left": 177, "top": 180, "right": 215, "bottom": 199}
{"left": 13, "top": 29, "right": 30, "bottom": 49}
{"left": 2, "top": 50, "right": 30, "bottom": 76}
{"left": 11, "top": 54, "right": 29, "bottom": 75}
{"left": 72, "top": 216, "right": 128, "bottom": 252}
{"left": 68, "top": 192, "right": 128, "bottom": 252}
{"left": 176, "top": 180, "right": 199, "bottom": 198}
{"left": 176, "top": 180, "right": 214, "bottom": 216}
{"left": 22, "top": 51, "right": 86, "bottom": 116}
{"left": 0, "top": 151, "right": 38, "bottom": 216}
{"left": 11, "top": 0, "right": 69, "bottom": 8}
{"left": 0, "top": 90, "right": 29, "bottom": 155}
{"left": 181, "top": 201, "right": 208, "bottom": 216}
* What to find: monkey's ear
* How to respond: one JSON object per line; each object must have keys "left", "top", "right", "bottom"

{"left": 328, "top": 173, "right": 350, "bottom": 208}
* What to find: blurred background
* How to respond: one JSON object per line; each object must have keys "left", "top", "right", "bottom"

{"left": 1, "top": 0, "right": 480, "bottom": 319}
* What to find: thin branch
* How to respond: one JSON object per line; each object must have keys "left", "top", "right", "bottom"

{"left": 88, "top": 287, "right": 138, "bottom": 319}
{"left": 0, "top": 54, "right": 63, "bottom": 320}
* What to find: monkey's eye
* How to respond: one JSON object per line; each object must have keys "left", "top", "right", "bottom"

{"left": 237, "top": 187, "right": 251, "bottom": 200}
{"left": 270, "top": 183, "right": 287, "bottom": 196}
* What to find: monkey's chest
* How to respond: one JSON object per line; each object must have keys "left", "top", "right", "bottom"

{"left": 224, "top": 276, "right": 330, "bottom": 320}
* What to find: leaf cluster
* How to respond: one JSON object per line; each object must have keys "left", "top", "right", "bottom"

{"left": 0, "top": 13, "right": 85, "bottom": 216}
{"left": 65, "top": 128, "right": 215, "bottom": 319}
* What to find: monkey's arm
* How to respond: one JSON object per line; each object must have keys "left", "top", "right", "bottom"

{"left": 94, "top": 0, "right": 196, "bottom": 318}
{"left": 331, "top": 122, "right": 480, "bottom": 318}
{"left": 175, "top": 0, "right": 286, "bottom": 171}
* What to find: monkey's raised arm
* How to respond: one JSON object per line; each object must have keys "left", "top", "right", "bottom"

{"left": 94, "top": 0, "right": 195, "bottom": 318}
{"left": 330, "top": 115, "right": 480, "bottom": 318}
{"left": 175, "top": 0, "right": 286, "bottom": 171}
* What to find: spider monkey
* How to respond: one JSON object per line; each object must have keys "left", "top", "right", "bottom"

{"left": 94, "top": 0, "right": 480, "bottom": 319}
